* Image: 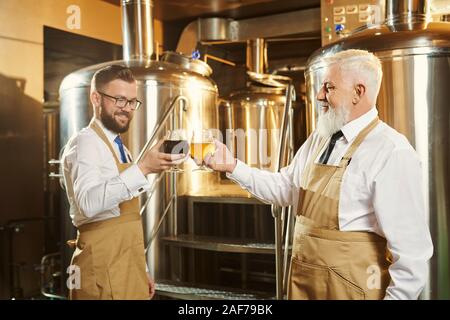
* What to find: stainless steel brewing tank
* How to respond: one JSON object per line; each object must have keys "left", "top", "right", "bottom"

{"left": 305, "top": 21, "right": 450, "bottom": 299}
{"left": 59, "top": 55, "right": 219, "bottom": 278}
{"left": 220, "top": 73, "right": 291, "bottom": 173}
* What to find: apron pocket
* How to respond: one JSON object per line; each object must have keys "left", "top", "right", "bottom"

{"left": 288, "top": 257, "right": 365, "bottom": 300}
{"left": 288, "top": 257, "right": 329, "bottom": 300}
{"left": 328, "top": 267, "right": 366, "bottom": 300}
{"left": 107, "top": 242, "right": 149, "bottom": 300}
{"left": 70, "top": 244, "right": 99, "bottom": 299}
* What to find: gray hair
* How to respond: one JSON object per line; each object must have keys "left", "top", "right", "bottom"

{"left": 325, "top": 49, "right": 383, "bottom": 103}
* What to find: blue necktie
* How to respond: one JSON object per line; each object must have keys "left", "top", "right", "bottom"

{"left": 114, "top": 135, "right": 128, "bottom": 163}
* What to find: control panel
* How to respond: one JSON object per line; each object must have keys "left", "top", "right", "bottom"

{"left": 321, "top": 0, "right": 385, "bottom": 46}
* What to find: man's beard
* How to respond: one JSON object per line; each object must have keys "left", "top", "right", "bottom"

{"left": 316, "top": 103, "right": 350, "bottom": 138}
{"left": 100, "top": 106, "right": 132, "bottom": 134}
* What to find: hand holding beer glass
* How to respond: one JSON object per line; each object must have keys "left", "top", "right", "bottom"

{"left": 161, "top": 130, "right": 189, "bottom": 173}
{"left": 190, "top": 129, "right": 215, "bottom": 172}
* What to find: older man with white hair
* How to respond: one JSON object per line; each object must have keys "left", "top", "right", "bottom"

{"left": 203, "top": 49, "right": 433, "bottom": 300}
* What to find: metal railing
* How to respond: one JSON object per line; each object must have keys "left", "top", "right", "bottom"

{"left": 271, "top": 83, "right": 295, "bottom": 300}
{"left": 134, "top": 95, "right": 189, "bottom": 253}
{"left": 40, "top": 252, "right": 65, "bottom": 300}
{"left": 135, "top": 95, "right": 188, "bottom": 163}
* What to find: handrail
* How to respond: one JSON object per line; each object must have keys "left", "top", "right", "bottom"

{"left": 281, "top": 87, "right": 296, "bottom": 297}
{"left": 137, "top": 94, "right": 188, "bottom": 220}
{"left": 135, "top": 95, "right": 188, "bottom": 164}
{"left": 137, "top": 95, "right": 188, "bottom": 256}
{"left": 274, "top": 84, "right": 294, "bottom": 176}
{"left": 145, "top": 193, "right": 177, "bottom": 254}
{"left": 139, "top": 171, "right": 166, "bottom": 216}
{"left": 282, "top": 170, "right": 294, "bottom": 294}
{"left": 40, "top": 252, "right": 66, "bottom": 300}
{"left": 271, "top": 83, "right": 295, "bottom": 300}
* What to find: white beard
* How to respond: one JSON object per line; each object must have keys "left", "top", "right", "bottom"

{"left": 316, "top": 104, "right": 350, "bottom": 138}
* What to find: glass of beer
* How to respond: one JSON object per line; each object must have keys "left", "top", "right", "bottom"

{"left": 162, "top": 130, "right": 189, "bottom": 173}
{"left": 190, "top": 129, "right": 215, "bottom": 172}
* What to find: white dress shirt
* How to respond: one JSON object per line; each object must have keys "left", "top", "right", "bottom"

{"left": 227, "top": 107, "right": 433, "bottom": 300}
{"left": 62, "top": 119, "right": 151, "bottom": 228}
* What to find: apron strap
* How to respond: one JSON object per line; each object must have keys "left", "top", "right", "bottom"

{"left": 89, "top": 119, "right": 122, "bottom": 167}
{"left": 339, "top": 116, "right": 380, "bottom": 167}
{"left": 297, "top": 115, "right": 380, "bottom": 218}
{"left": 300, "top": 137, "right": 329, "bottom": 187}
{"left": 308, "top": 166, "right": 338, "bottom": 209}
{"left": 312, "top": 137, "right": 330, "bottom": 165}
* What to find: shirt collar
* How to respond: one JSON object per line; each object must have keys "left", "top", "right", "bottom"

{"left": 94, "top": 118, "right": 120, "bottom": 145}
{"left": 341, "top": 107, "right": 378, "bottom": 143}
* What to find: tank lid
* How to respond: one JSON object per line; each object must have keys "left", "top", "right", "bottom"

{"left": 59, "top": 59, "right": 218, "bottom": 94}
{"left": 187, "top": 59, "right": 213, "bottom": 77}
{"left": 161, "top": 51, "right": 190, "bottom": 67}
{"left": 306, "top": 21, "right": 450, "bottom": 72}
{"left": 247, "top": 71, "right": 291, "bottom": 88}
{"left": 161, "top": 51, "right": 212, "bottom": 76}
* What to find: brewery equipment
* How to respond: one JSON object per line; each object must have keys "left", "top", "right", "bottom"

{"left": 217, "top": 39, "right": 296, "bottom": 299}
{"left": 58, "top": 0, "right": 219, "bottom": 291}
{"left": 220, "top": 38, "right": 293, "bottom": 173}
{"left": 320, "top": 0, "right": 386, "bottom": 46}
{"left": 305, "top": 0, "right": 450, "bottom": 299}
{"left": 57, "top": 0, "right": 299, "bottom": 300}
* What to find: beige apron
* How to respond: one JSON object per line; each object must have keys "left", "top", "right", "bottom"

{"left": 69, "top": 120, "right": 149, "bottom": 300}
{"left": 287, "top": 117, "right": 392, "bottom": 300}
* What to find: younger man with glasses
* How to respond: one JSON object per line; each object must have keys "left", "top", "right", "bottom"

{"left": 61, "top": 65, "right": 185, "bottom": 299}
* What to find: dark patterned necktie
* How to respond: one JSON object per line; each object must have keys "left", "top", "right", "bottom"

{"left": 319, "top": 130, "right": 344, "bottom": 164}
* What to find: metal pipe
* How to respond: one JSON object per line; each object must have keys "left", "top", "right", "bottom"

{"left": 138, "top": 95, "right": 188, "bottom": 218}
{"left": 276, "top": 84, "right": 294, "bottom": 173}
{"left": 271, "top": 83, "right": 294, "bottom": 300}
{"left": 282, "top": 206, "right": 293, "bottom": 294}
{"left": 135, "top": 95, "right": 188, "bottom": 164}
{"left": 122, "top": 0, "right": 154, "bottom": 61}
{"left": 139, "top": 172, "right": 166, "bottom": 216}
{"left": 171, "top": 103, "right": 178, "bottom": 240}
{"left": 272, "top": 205, "right": 283, "bottom": 299}
{"left": 386, "top": 0, "right": 430, "bottom": 24}
{"left": 145, "top": 193, "right": 176, "bottom": 254}
{"left": 282, "top": 105, "right": 295, "bottom": 294}
{"left": 203, "top": 54, "right": 236, "bottom": 67}
{"left": 40, "top": 252, "right": 65, "bottom": 300}
{"left": 246, "top": 38, "right": 267, "bottom": 74}
{"left": 198, "top": 17, "right": 232, "bottom": 41}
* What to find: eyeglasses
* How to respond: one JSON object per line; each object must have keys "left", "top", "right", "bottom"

{"left": 97, "top": 91, "right": 142, "bottom": 110}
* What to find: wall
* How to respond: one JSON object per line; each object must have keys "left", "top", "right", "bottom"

{"left": 0, "top": 0, "right": 163, "bottom": 102}
{"left": 0, "top": 0, "right": 163, "bottom": 299}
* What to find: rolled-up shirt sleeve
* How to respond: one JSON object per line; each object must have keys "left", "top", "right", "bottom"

{"left": 373, "top": 148, "right": 433, "bottom": 300}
